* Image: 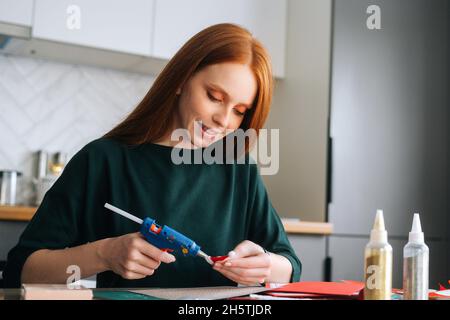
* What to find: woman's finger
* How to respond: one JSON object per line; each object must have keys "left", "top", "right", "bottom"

{"left": 136, "top": 252, "right": 161, "bottom": 270}
{"left": 230, "top": 240, "right": 265, "bottom": 259}
{"left": 219, "top": 254, "right": 271, "bottom": 269}
{"left": 213, "top": 265, "right": 266, "bottom": 285}
{"left": 217, "top": 265, "right": 269, "bottom": 279}
{"left": 215, "top": 262, "right": 269, "bottom": 280}
{"left": 133, "top": 236, "right": 176, "bottom": 264}
{"left": 122, "top": 261, "right": 155, "bottom": 277}
{"left": 120, "top": 268, "right": 149, "bottom": 280}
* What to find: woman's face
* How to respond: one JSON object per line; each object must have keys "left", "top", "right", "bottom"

{"left": 175, "top": 62, "right": 257, "bottom": 148}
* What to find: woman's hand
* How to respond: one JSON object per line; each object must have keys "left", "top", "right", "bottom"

{"left": 99, "top": 232, "right": 176, "bottom": 280}
{"left": 212, "top": 240, "right": 272, "bottom": 286}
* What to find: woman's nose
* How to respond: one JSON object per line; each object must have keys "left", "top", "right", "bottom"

{"left": 212, "top": 107, "right": 232, "bottom": 130}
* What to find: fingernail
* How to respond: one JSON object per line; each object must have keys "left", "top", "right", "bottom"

{"left": 165, "top": 253, "right": 176, "bottom": 262}
{"left": 224, "top": 262, "right": 232, "bottom": 267}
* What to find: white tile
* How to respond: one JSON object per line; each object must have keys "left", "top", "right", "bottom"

{"left": 9, "top": 55, "right": 42, "bottom": 77}
{"left": 25, "top": 60, "right": 73, "bottom": 93}
{"left": 0, "top": 149, "right": 13, "bottom": 170}
{"left": 0, "top": 117, "right": 28, "bottom": 168}
{"left": 0, "top": 85, "right": 34, "bottom": 135}
{"left": 0, "top": 57, "right": 37, "bottom": 105}
{"left": 24, "top": 68, "right": 86, "bottom": 122}
{"left": 0, "top": 55, "right": 157, "bottom": 204}
{"left": 23, "top": 98, "right": 81, "bottom": 150}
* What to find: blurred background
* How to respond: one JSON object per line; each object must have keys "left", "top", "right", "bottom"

{"left": 0, "top": 0, "right": 448, "bottom": 289}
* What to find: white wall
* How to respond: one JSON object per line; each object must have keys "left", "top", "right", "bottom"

{"left": 0, "top": 54, "right": 155, "bottom": 205}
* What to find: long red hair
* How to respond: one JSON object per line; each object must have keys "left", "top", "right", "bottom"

{"left": 104, "top": 23, "right": 273, "bottom": 153}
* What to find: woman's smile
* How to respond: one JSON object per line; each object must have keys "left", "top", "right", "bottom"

{"left": 200, "top": 122, "right": 221, "bottom": 140}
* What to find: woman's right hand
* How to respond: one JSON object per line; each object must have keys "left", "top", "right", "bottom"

{"left": 99, "top": 232, "right": 176, "bottom": 280}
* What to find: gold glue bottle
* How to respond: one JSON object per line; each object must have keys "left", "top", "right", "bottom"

{"left": 364, "top": 209, "right": 393, "bottom": 300}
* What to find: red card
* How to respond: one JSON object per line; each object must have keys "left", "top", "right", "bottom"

{"left": 211, "top": 255, "right": 228, "bottom": 262}
{"left": 268, "top": 281, "right": 364, "bottom": 297}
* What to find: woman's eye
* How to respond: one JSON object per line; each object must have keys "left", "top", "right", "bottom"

{"left": 233, "top": 109, "right": 245, "bottom": 116}
{"left": 207, "top": 92, "right": 221, "bottom": 102}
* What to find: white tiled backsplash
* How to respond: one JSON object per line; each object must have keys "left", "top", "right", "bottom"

{"left": 0, "top": 54, "right": 156, "bottom": 205}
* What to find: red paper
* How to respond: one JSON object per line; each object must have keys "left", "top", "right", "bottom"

{"left": 268, "top": 281, "right": 364, "bottom": 297}
{"left": 211, "top": 255, "right": 228, "bottom": 262}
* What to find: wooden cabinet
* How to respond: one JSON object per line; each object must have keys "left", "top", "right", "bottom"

{"left": 32, "top": 0, "right": 155, "bottom": 55}
{"left": 0, "top": 0, "right": 34, "bottom": 27}
{"left": 152, "top": 0, "right": 287, "bottom": 77}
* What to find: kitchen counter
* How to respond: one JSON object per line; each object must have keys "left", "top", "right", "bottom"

{"left": 0, "top": 206, "right": 36, "bottom": 222}
{"left": 0, "top": 206, "right": 333, "bottom": 235}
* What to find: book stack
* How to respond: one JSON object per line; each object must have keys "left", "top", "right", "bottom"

{"left": 22, "top": 284, "right": 93, "bottom": 300}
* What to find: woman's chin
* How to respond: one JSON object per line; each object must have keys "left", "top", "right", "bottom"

{"left": 192, "top": 139, "right": 213, "bottom": 149}
{"left": 191, "top": 132, "right": 217, "bottom": 148}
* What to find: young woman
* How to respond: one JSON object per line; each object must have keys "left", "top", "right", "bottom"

{"left": 4, "top": 23, "right": 301, "bottom": 288}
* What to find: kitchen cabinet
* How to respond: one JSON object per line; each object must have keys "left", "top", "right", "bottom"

{"left": 0, "top": 0, "right": 34, "bottom": 27}
{"left": 32, "top": 0, "right": 155, "bottom": 56}
{"left": 0, "top": 221, "right": 28, "bottom": 262}
{"left": 288, "top": 235, "right": 327, "bottom": 281}
{"left": 152, "top": 0, "right": 287, "bottom": 78}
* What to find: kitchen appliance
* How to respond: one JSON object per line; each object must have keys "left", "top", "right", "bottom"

{"left": 32, "top": 150, "right": 67, "bottom": 206}
{"left": 0, "top": 170, "right": 22, "bottom": 206}
{"left": 34, "top": 175, "right": 58, "bottom": 206}
{"left": 35, "top": 150, "right": 48, "bottom": 179}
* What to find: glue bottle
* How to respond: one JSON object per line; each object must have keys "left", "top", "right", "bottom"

{"left": 364, "top": 209, "right": 393, "bottom": 300}
{"left": 403, "top": 213, "right": 429, "bottom": 300}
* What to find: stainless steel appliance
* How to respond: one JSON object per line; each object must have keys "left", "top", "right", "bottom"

{"left": 0, "top": 170, "right": 22, "bottom": 206}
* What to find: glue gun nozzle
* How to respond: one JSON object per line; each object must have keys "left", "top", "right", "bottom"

{"left": 197, "top": 250, "right": 213, "bottom": 265}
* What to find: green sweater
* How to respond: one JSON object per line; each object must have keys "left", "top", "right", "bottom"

{"left": 3, "top": 138, "right": 301, "bottom": 288}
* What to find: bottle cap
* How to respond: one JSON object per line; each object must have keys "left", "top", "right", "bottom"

{"left": 370, "top": 209, "right": 388, "bottom": 243}
{"left": 408, "top": 213, "right": 424, "bottom": 243}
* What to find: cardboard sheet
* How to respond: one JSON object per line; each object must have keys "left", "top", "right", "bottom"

{"left": 130, "top": 286, "right": 269, "bottom": 300}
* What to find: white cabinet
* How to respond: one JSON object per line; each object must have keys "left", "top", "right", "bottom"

{"left": 32, "top": 0, "right": 155, "bottom": 56}
{"left": 5, "top": 0, "right": 287, "bottom": 77}
{"left": 0, "top": 0, "right": 34, "bottom": 27}
{"left": 152, "top": 0, "right": 287, "bottom": 78}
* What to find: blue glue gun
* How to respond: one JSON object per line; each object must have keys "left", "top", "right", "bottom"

{"left": 104, "top": 203, "right": 213, "bottom": 264}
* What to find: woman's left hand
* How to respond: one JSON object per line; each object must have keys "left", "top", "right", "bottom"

{"left": 212, "top": 240, "right": 272, "bottom": 286}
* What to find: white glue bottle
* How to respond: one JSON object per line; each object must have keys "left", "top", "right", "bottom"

{"left": 364, "top": 209, "right": 393, "bottom": 300}
{"left": 403, "top": 213, "right": 429, "bottom": 300}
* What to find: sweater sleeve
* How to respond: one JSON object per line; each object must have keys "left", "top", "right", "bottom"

{"left": 246, "top": 163, "right": 302, "bottom": 282}
{"left": 2, "top": 141, "right": 103, "bottom": 288}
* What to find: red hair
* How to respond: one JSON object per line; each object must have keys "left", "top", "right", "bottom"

{"left": 104, "top": 23, "right": 273, "bottom": 153}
